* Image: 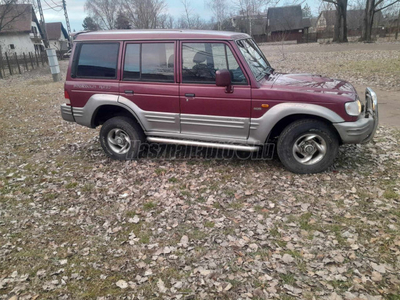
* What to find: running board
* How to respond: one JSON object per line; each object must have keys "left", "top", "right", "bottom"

{"left": 147, "top": 137, "right": 260, "bottom": 152}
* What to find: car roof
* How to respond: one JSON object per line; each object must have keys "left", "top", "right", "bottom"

{"left": 74, "top": 29, "right": 251, "bottom": 42}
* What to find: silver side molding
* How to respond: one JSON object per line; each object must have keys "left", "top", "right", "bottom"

{"left": 147, "top": 137, "right": 260, "bottom": 152}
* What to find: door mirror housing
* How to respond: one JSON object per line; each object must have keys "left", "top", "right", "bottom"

{"left": 216, "top": 69, "right": 233, "bottom": 93}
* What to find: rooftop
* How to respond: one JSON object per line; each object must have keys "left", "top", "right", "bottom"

{"left": 0, "top": 4, "right": 33, "bottom": 33}
{"left": 74, "top": 30, "right": 251, "bottom": 41}
{"left": 267, "top": 5, "right": 305, "bottom": 32}
{"left": 45, "top": 22, "right": 69, "bottom": 40}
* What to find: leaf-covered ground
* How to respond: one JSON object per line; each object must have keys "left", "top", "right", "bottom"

{"left": 1, "top": 43, "right": 400, "bottom": 300}
{"left": 260, "top": 42, "right": 400, "bottom": 91}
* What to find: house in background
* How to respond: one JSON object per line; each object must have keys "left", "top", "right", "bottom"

{"left": 0, "top": 4, "right": 44, "bottom": 55}
{"left": 266, "top": 5, "right": 311, "bottom": 43}
{"left": 316, "top": 10, "right": 336, "bottom": 33}
{"left": 231, "top": 13, "right": 268, "bottom": 41}
{"left": 316, "top": 9, "right": 383, "bottom": 38}
{"left": 383, "top": 14, "right": 399, "bottom": 36}
{"left": 231, "top": 5, "right": 311, "bottom": 43}
{"left": 308, "top": 17, "right": 319, "bottom": 33}
{"left": 45, "top": 22, "right": 69, "bottom": 52}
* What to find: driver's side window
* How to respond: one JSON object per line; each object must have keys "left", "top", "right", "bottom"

{"left": 181, "top": 42, "right": 247, "bottom": 85}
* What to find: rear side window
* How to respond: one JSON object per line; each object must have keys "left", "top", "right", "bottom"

{"left": 75, "top": 43, "right": 119, "bottom": 79}
{"left": 123, "top": 43, "right": 174, "bottom": 82}
{"left": 123, "top": 44, "right": 140, "bottom": 80}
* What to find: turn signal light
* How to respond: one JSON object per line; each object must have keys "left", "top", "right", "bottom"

{"left": 261, "top": 104, "right": 269, "bottom": 108}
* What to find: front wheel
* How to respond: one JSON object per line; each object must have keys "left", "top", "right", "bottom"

{"left": 277, "top": 119, "right": 339, "bottom": 174}
{"left": 100, "top": 116, "right": 144, "bottom": 160}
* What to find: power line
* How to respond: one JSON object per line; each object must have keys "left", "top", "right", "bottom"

{"left": 43, "top": 0, "right": 62, "bottom": 11}
{"left": 43, "top": 6, "right": 64, "bottom": 12}
{"left": 49, "top": 0, "right": 62, "bottom": 7}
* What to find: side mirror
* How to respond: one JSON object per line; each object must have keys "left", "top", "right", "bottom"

{"left": 216, "top": 69, "right": 233, "bottom": 93}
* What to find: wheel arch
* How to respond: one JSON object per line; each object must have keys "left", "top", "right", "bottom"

{"left": 267, "top": 114, "right": 342, "bottom": 144}
{"left": 250, "top": 103, "right": 344, "bottom": 144}
{"left": 92, "top": 104, "right": 143, "bottom": 129}
{"left": 74, "top": 94, "right": 146, "bottom": 133}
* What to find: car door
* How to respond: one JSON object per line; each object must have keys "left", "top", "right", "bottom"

{"left": 119, "top": 41, "right": 180, "bottom": 133}
{"left": 179, "top": 41, "right": 251, "bottom": 140}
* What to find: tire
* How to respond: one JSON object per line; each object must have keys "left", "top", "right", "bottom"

{"left": 277, "top": 119, "right": 339, "bottom": 174}
{"left": 100, "top": 116, "right": 145, "bottom": 160}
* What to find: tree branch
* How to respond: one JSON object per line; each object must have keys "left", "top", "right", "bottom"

{"left": 375, "top": 0, "right": 399, "bottom": 12}
{"left": 0, "top": 4, "right": 31, "bottom": 33}
{"left": 322, "top": 0, "right": 339, "bottom": 5}
{"left": 374, "top": 0, "right": 386, "bottom": 6}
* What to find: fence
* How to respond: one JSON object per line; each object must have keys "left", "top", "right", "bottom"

{"left": 0, "top": 51, "right": 48, "bottom": 79}
{"left": 254, "top": 27, "right": 388, "bottom": 45}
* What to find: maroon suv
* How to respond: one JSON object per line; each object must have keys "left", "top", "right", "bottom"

{"left": 61, "top": 30, "right": 378, "bottom": 173}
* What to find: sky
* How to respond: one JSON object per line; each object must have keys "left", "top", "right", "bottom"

{"left": 42, "top": 0, "right": 321, "bottom": 33}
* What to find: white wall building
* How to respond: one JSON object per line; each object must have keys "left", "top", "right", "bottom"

{"left": 45, "top": 22, "right": 70, "bottom": 52}
{"left": 0, "top": 4, "right": 44, "bottom": 56}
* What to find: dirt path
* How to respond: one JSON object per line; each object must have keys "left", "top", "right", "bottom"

{"left": 261, "top": 42, "right": 400, "bottom": 128}
{"left": 260, "top": 42, "right": 400, "bottom": 53}
{"left": 354, "top": 85, "right": 400, "bottom": 128}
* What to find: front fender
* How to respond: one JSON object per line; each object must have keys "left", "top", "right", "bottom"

{"left": 248, "top": 103, "right": 344, "bottom": 143}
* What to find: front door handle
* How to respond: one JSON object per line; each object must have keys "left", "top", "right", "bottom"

{"left": 185, "top": 93, "right": 195, "bottom": 97}
{"left": 124, "top": 90, "right": 134, "bottom": 94}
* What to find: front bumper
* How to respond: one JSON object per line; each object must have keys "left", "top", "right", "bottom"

{"left": 334, "top": 88, "right": 379, "bottom": 144}
{"left": 60, "top": 104, "right": 75, "bottom": 122}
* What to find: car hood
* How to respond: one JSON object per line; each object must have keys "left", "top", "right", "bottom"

{"left": 269, "top": 73, "right": 357, "bottom": 98}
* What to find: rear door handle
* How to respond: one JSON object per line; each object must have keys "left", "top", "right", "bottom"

{"left": 185, "top": 93, "right": 195, "bottom": 97}
{"left": 124, "top": 90, "right": 134, "bottom": 94}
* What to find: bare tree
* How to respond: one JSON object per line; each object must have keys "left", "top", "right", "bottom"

{"left": 157, "top": 13, "right": 174, "bottom": 28}
{"left": 0, "top": 0, "right": 31, "bottom": 33}
{"left": 349, "top": 0, "right": 365, "bottom": 9}
{"left": 177, "top": 0, "right": 210, "bottom": 29}
{"left": 323, "top": 0, "right": 348, "bottom": 42}
{"left": 207, "top": 0, "right": 228, "bottom": 30}
{"left": 235, "top": 0, "right": 278, "bottom": 35}
{"left": 84, "top": 0, "right": 120, "bottom": 30}
{"left": 318, "top": 0, "right": 335, "bottom": 14}
{"left": 362, "top": 0, "right": 399, "bottom": 41}
{"left": 282, "top": 0, "right": 306, "bottom": 4}
{"left": 192, "top": 14, "right": 213, "bottom": 29}
{"left": 115, "top": 10, "right": 131, "bottom": 29}
{"left": 181, "top": 0, "right": 193, "bottom": 28}
{"left": 121, "top": 0, "right": 166, "bottom": 29}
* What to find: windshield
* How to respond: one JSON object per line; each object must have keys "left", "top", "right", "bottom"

{"left": 236, "top": 39, "right": 273, "bottom": 80}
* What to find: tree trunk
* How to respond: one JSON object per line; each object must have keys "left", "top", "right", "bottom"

{"left": 333, "top": 9, "right": 340, "bottom": 42}
{"left": 341, "top": 1, "right": 348, "bottom": 42}
{"left": 362, "top": 0, "right": 376, "bottom": 42}
{"left": 332, "top": 0, "right": 348, "bottom": 43}
{"left": 395, "top": 9, "right": 400, "bottom": 40}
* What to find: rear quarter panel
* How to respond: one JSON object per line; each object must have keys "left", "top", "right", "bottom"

{"left": 65, "top": 41, "right": 123, "bottom": 108}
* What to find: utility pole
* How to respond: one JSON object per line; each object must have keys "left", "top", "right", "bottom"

{"left": 37, "top": 0, "right": 61, "bottom": 82}
{"left": 62, "top": 0, "right": 71, "bottom": 34}
{"left": 36, "top": 0, "right": 49, "bottom": 48}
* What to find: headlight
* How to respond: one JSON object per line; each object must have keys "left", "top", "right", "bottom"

{"left": 345, "top": 100, "right": 362, "bottom": 116}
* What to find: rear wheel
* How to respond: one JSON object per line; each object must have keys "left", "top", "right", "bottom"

{"left": 277, "top": 119, "right": 339, "bottom": 174}
{"left": 100, "top": 116, "right": 144, "bottom": 160}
